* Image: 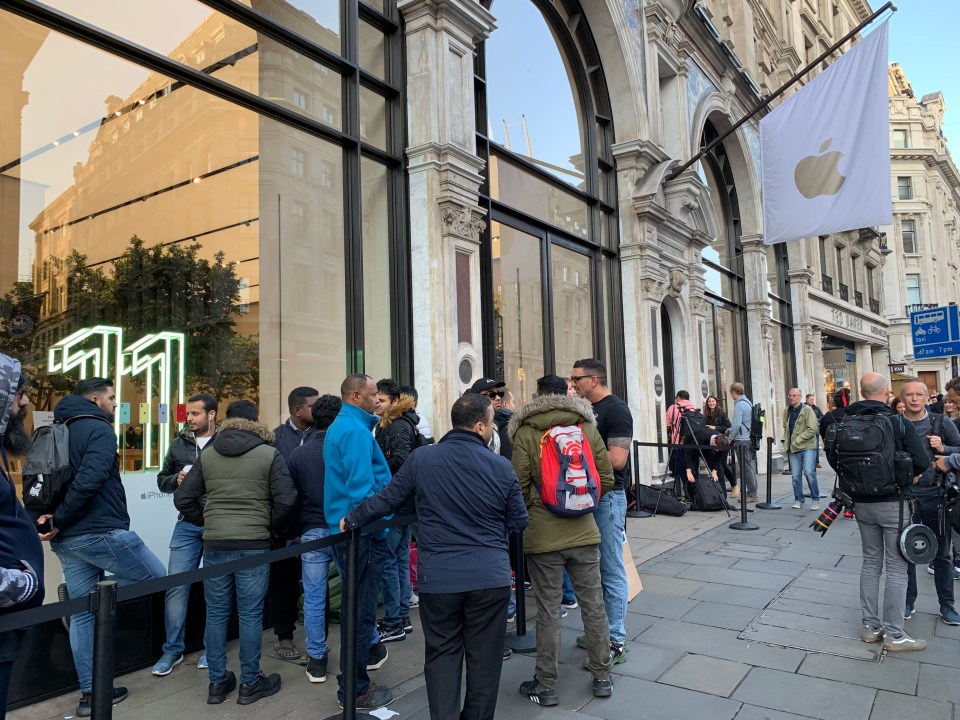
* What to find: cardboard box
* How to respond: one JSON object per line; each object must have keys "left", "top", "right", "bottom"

{"left": 624, "top": 541, "right": 643, "bottom": 601}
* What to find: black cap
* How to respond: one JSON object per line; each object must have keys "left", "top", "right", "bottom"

{"left": 467, "top": 378, "right": 505, "bottom": 394}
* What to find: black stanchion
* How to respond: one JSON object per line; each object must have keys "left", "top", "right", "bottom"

{"left": 504, "top": 532, "right": 536, "bottom": 653}
{"left": 91, "top": 580, "right": 118, "bottom": 720}
{"left": 729, "top": 443, "right": 759, "bottom": 531}
{"left": 627, "top": 441, "right": 651, "bottom": 518}
{"left": 756, "top": 436, "right": 781, "bottom": 510}
{"left": 324, "top": 529, "right": 375, "bottom": 720}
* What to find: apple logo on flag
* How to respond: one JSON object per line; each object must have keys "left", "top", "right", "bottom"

{"left": 794, "top": 139, "right": 847, "bottom": 199}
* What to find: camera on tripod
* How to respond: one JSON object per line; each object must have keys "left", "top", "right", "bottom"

{"left": 810, "top": 488, "right": 854, "bottom": 537}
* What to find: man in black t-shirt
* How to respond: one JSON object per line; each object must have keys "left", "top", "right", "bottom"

{"left": 570, "top": 358, "right": 631, "bottom": 666}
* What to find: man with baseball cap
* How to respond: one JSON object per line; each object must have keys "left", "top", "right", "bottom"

{"left": 466, "top": 379, "right": 505, "bottom": 455}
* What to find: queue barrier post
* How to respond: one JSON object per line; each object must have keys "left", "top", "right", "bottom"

{"left": 626, "top": 441, "right": 651, "bottom": 519}
{"left": 91, "top": 580, "right": 118, "bottom": 720}
{"left": 504, "top": 532, "right": 536, "bottom": 653}
{"left": 756, "top": 436, "right": 781, "bottom": 510}
{"left": 729, "top": 442, "right": 759, "bottom": 531}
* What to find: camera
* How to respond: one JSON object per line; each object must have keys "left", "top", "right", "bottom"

{"left": 810, "top": 489, "right": 854, "bottom": 537}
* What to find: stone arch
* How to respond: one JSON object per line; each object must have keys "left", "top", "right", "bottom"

{"left": 660, "top": 294, "right": 687, "bottom": 400}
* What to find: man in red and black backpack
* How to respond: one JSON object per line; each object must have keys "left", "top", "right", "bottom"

{"left": 508, "top": 374, "right": 615, "bottom": 707}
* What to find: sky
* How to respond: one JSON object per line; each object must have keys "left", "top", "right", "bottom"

{"left": 887, "top": 0, "right": 960, "bottom": 136}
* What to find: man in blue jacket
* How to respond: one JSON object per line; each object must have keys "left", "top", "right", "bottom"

{"left": 323, "top": 374, "right": 393, "bottom": 711}
{"left": 37, "top": 378, "right": 166, "bottom": 717}
{"left": 343, "top": 393, "right": 528, "bottom": 720}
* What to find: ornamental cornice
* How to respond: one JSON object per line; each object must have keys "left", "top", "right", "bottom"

{"left": 439, "top": 203, "right": 486, "bottom": 243}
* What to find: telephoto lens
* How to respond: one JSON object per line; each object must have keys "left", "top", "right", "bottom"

{"left": 810, "top": 500, "right": 843, "bottom": 536}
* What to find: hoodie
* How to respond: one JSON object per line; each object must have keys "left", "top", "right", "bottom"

{"left": 376, "top": 395, "right": 421, "bottom": 517}
{"left": 174, "top": 418, "right": 297, "bottom": 550}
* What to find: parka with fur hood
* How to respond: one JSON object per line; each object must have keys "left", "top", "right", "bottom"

{"left": 508, "top": 394, "right": 614, "bottom": 555}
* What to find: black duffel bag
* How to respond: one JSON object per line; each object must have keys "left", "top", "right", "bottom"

{"left": 636, "top": 484, "right": 688, "bottom": 517}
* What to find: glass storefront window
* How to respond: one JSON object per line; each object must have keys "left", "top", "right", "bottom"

{"left": 492, "top": 222, "right": 544, "bottom": 407}
{"left": 359, "top": 86, "right": 387, "bottom": 150}
{"left": 361, "top": 158, "right": 391, "bottom": 378}
{"left": 359, "top": 19, "right": 385, "bottom": 79}
{"left": 551, "top": 245, "right": 594, "bottom": 373}
{"left": 490, "top": 156, "right": 589, "bottom": 241}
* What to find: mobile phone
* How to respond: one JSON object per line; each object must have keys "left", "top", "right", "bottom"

{"left": 36, "top": 518, "right": 52, "bottom": 534}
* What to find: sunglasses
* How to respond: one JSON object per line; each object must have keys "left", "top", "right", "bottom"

{"left": 482, "top": 390, "right": 505, "bottom": 399}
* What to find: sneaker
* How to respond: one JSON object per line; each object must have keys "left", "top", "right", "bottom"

{"left": 954, "top": 568, "right": 960, "bottom": 581}
{"left": 560, "top": 606, "right": 568, "bottom": 618}
{"left": 409, "top": 592, "right": 420, "bottom": 608}
{"left": 904, "top": 602, "right": 915, "bottom": 620}
{"left": 402, "top": 616, "right": 413, "bottom": 634}
{"left": 207, "top": 672, "right": 237, "bottom": 705}
{"left": 339, "top": 682, "right": 395, "bottom": 710}
{"left": 860, "top": 624, "right": 883, "bottom": 643}
{"left": 378, "top": 622, "right": 406, "bottom": 643}
{"left": 791, "top": 501, "right": 803, "bottom": 509}
{"left": 941, "top": 606, "right": 960, "bottom": 626}
{"left": 507, "top": 612, "right": 517, "bottom": 624}
{"left": 882, "top": 633, "right": 927, "bottom": 652}
{"left": 928, "top": 563, "right": 936, "bottom": 575}
{"left": 561, "top": 599, "right": 578, "bottom": 610}
{"left": 151, "top": 653, "right": 183, "bottom": 676}
{"left": 367, "top": 642, "right": 389, "bottom": 670}
{"left": 810, "top": 501, "right": 821, "bottom": 511}
{"left": 746, "top": 496, "right": 758, "bottom": 503}
{"left": 197, "top": 653, "right": 208, "bottom": 669}
{"left": 610, "top": 641, "right": 628, "bottom": 665}
{"left": 592, "top": 678, "right": 614, "bottom": 698}
{"left": 77, "top": 687, "right": 128, "bottom": 717}
{"left": 523, "top": 581, "right": 532, "bottom": 591}
{"left": 730, "top": 484, "right": 740, "bottom": 499}
{"left": 237, "top": 672, "right": 281, "bottom": 705}
{"left": 503, "top": 647, "right": 513, "bottom": 660}
{"left": 306, "top": 655, "right": 327, "bottom": 683}
{"left": 519, "top": 677, "right": 559, "bottom": 706}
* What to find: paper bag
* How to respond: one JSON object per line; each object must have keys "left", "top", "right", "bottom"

{"left": 624, "top": 541, "right": 642, "bottom": 601}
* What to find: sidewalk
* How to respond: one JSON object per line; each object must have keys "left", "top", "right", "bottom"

{"left": 16, "top": 468, "right": 958, "bottom": 720}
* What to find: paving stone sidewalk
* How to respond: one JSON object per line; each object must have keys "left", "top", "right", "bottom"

{"left": 14, "top": 468, "right": 956, "bottom": 720}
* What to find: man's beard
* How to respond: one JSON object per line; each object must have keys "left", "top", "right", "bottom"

{"left": 3, "top": 408, "right": 31, "bottom": 456}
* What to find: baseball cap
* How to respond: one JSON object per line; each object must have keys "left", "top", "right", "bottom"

{"left": 468, "top": 378, "right": 505, "bottom": 394}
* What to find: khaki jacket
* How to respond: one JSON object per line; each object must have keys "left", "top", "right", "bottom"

{"left": 782, "top": 404, "right": 819, "bottom": 452}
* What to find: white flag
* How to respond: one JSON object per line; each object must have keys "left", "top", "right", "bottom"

{"left": 760, "top": 21, "right": 891, "bottom": 245}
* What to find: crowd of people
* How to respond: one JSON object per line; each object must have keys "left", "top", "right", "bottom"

{"left": 0, "top": 352, "right": 634, "bottom": 720}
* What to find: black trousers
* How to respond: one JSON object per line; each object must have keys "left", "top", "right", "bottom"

{"left": 420, "top": 586, "right": 510, "bottom": 720}
{"left": 268, "top": 555, "right": 302, "bottom": 641}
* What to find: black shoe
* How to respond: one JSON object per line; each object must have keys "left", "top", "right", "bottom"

{"left": 503, "top": 647, "right": 513, "bottom": 660}
{"left": 367, "top": 642, "right": 389, "bottom": 670}
{"left": 77, "top": 687, "right": 128, "bottom": 717}
{"left": 207, "top": 672, "right": 237, "bottom": 705}
{"left": 402, "top": 615, "right": 413, "bottom": 633}
{"left": 593, "top": 678, "right": 614, "bottom": 698}
{"left": 338, "top": 682, "right": 395, "bottom": 710}
{"left": 378, "top": 622, "right": 406, "bottom": 643}
{"left": 306, "top": 655, "right": 327, "bottom": 683}
{"left": 236, "top": 673, "right": 281, "bottom": 705}
{"left": 519, "top": 677, "right": 559, "bottom": 706}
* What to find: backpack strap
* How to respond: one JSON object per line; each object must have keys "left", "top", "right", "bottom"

{"left": 932, "top": 412, "right": 944, "bottom": 439}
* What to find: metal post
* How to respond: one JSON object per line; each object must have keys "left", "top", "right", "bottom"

{"left": 756, "top": 436, "right": 781, "bottom": 509}
{"left": 91, "top": 580, "right": 118, "bottom": 720}
{"left": 324, "top": 529, "right": 374, "bottom": 720}
{"left": 504, "top": 532, "right": 536, "bottom": 653}
{"left": 729, "top": 443, "right": 759, "bottom": 531}
{"left": 627, "top": 441, "right": 651, "bottom": 518}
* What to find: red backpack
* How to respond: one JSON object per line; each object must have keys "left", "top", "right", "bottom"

{"left": 537, "top": 424, "right": 601, "bottom": 517}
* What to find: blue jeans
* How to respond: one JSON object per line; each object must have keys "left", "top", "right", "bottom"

{"left": 380, "top": 526, "right": 411, "bottom": 625}
{"left": 202, "top": 550, "right": 270, "bottom": 686}
{"left": 52, "top": 529, "right": 166, "bottom": 692}
{"left": 562, "top": 570, "right": 576, "bottom": 604}
{"left": 301, "top": 527, "right": 333, "bottom": 660}
{"left": 595, "top": 489, "right": 628, "bottom": 644}
{"left": 162, "top": 520, "right": 205, "bottom": 657}
{"left": 332, "top": 534, "right": 386, "bottom": 701}
{"left": 789, "top": 449, "right": 820, "bottom": 503}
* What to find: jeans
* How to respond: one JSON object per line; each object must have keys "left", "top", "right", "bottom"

{"left": 301, "top": 527, "right": 333, "bottom": 660}
{"left": 856, "top": 501, "right": 908, "bottom": 637}
{"left": 906, "top": 493, "right": 954, "bottom": 609}
{"left": 1, "top": 659, "right": 14, "bottom": 720}
{"left": 561, "top": 570, "right": 575, "bottom": 604}
{"left": 788, "top": 449, "right": 820, "bottom": 503}
{"left": 733, "top": 440, "right": 758, "bottom": 496}
{"left": 203, "top": 550, "right": 270, "bottom": 686}
{"left": 595, "top": 488, "right": 628, "bottom": 644}
{"left": 526, "top": 546, "right": 611, "bottom": 687}
{"left": 332, "top": 534, "right": 386, "bottom": 700}
{"left": 380, "top": 525, "right": 411, "bottom": 625}
{"left": 52, "top": 530, "right": 166, "bottom": 692}
{"left": 162, "top": 520, "right": 205, "bottom": 657}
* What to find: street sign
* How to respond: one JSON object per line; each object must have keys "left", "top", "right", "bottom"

{"left": 911, "top": 305, "right": 960, "bottom": 359}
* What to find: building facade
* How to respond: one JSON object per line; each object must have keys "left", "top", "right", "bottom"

{"left": 881, "top": 62, "right": 960, "bottom": 397}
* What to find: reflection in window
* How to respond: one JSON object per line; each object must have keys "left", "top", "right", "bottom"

{"left": 361, "top": 159, "right": 391, "bottom": 378}
{"left": 552, "top": 246, "right": 593, "bottom": 373}
{"left": 492, "top": 222, "right": 544, "bottom": 406}
{"left": 490, "top": 157, "right": 588, "bottom": 240}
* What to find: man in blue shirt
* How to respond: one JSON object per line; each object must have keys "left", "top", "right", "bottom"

{"left": 729, "top": 383, "right": 758, "bottom": 501}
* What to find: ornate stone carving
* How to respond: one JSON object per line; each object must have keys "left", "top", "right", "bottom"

{"left": 640, "top": 278, "right": 665, "bottom": 300}
{"left": 440, "top": 204, "right": 486, "bottom": 242}
{"left": 668, "top": 268, "right": 687, "bottom": 298}
{"left": 690, "top": 297, "right": 706, "bottom": 316}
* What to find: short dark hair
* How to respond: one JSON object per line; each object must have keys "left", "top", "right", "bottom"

{"left": 451, "top": 394, "right": 491, "bottom": 430}
{"left": 312, "top": 394, "right": 342, "bottom": 431}
{"left": 287, "top": 386, "right": 319, "bottom": 414}
{"left": 536, "top": 374, "right": 569, "bottom": 397}
{"left": 676, "top": 390, "right": 690, "bottom": 401}
{"left": 187, "top": 393, "right": 217, "bottom": 414}
{"left": 376, "top": 378, "right": 401, "bottom": 402}
{"left": 340, "top": 373, "right": 371, "bottom": 398}
{"left": 226, "top": 399, "right": 258, "bottom": 421}
{"left": 947, "top": 377, "right": 960, "bottom": 395}
{"left": 573, "top": 358, "right": 607, "bottom": 385}
{"left": 400, "top": 385, "right": 418, "bottom": 403}
{"left": 73, "top": 377, "right": 113, "bottom": 398}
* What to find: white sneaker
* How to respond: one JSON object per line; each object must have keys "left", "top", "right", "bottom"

{"left": 811, "top": 502, "right": 820, "bottom": 510}
{"left": 791, "top": 501, "right": 803, "bottom": 509}
{"left": 882, "top": 633, "right": 926, "bottom": 652}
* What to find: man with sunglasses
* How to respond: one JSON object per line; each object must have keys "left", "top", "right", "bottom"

{"left": 467, "top": 379, "right": 508, "bottom": 457}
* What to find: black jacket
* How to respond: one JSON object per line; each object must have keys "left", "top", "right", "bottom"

{"left": 287, "top": 431, "right": 328, "bottom": 533}
{"left": 52, "top": 394, "right": 129, "bottom": 538}
{"left": 704, "top": 409, "right": 731, "bottom": 434}
{"left": 375, "top": 396, "right": 421, "bottom": 517}
{"left": 495, "top": 408, "right": 514, "bottom": 460}
{"left": 819, "top": 407, "right": 846, "bottom": 440}
{"left": 273, "top": 420, "right": 315, "bottom": 462}
{"left": 157, "top": 430, "right": 217, "bottom": 494}
{"left": 344, "top": 429, "right": 528, "bottom": 594}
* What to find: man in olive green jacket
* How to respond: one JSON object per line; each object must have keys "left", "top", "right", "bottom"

{"left": 508, "top": 375, "right": 614, "bottom": 707}
{"left": 781, "top": 388, "right": 821, "bottom": 509}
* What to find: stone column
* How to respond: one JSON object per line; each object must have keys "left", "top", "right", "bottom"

{"left": 399, "top": 0, "right": 495, "bottom": 435}
{"left": 741, "top": 233, "right": 774, "bottom": 469}
{"left": 788, "top": 267, "right": 815, "bottom": 397}
{"left": 811, "top": 326, "right": 826, "bottom": 405}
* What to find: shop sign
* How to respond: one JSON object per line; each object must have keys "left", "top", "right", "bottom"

{"left": 831, "top": 308, "right": 864, "bottom": 332}
{"left": 889, "top": 363, "right": 906, "bottom": 374}
{"left": 911, "top": 305, "right": 960, "bottom": 359}
{"left": 654, "top": 374, "right": 663, "bottom": 397}
{"left": 870, "top": 325, "right": 887, "bottom": 338}
{"left": 701, "top": 379, "right": 708, "bottom": 398}
{"left": 845, "top": 351, "right": 856, "bottom": 363}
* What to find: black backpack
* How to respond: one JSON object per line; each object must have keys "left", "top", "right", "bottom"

{"left": 750, "top": 402, "right": 764, "bottom": 451}
{"left": 679, "top": 408, "right": 712, "bottom": 447}
{"left": 828, "top": 409, "right": 908, "bottom": 497}
{"left": 691, "top": 476, "right": 726, "bottom": 511}
{"left": 21, "top": 415, "right": 101, "bottom": 514}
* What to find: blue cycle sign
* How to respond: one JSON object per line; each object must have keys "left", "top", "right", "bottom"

{"left": 911, "top": 306, "right": 960, "bottom": 359}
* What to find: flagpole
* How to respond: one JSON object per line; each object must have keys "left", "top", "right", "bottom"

{"left": 665, "top": 1, "right": 896, "bottom": 182}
